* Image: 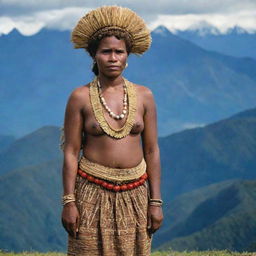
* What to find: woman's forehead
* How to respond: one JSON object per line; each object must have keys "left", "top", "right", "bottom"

{"left": 98, "top": 36, "right": 126, "bottom": 49}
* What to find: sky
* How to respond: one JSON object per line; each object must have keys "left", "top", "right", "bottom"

{"left": 0, "top": 0, "right": 256, "bottom": 35}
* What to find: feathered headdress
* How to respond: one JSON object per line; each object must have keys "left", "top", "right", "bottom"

{"left": 71, "top": 5, "right": 151, "bottom": 54}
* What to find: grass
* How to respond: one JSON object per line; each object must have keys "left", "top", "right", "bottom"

{"left": 151, "top": 251, "right": 256, "bottom": 256}
{"left": 0, "top": 251, "right": 255, "bottom": 256}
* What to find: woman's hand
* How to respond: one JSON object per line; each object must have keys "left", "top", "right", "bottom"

{"left": 147, "top": 205, "right": 163, "bottom": 235}
{"left": 61, "top": 202, "right": 80, "bottom": 239}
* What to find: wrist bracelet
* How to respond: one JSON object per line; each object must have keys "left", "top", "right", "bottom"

{"left": 149, "top": 202, "right": 162, "bottom": 207}
{"left": 149, "top": 198, "right": 163, "bottom": 207}
{"left": 62, "top": 193, "right": 76, "bottom": 206}
{"left": 149, "top": 198, "right": 163, "bottom": 203}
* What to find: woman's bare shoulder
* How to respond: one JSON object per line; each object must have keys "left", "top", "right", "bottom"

{"left": 68, "top": 83, "right": 90, "bottom": 101}
{"left": 133, "top": 83, "right": 154, "bottom": 100}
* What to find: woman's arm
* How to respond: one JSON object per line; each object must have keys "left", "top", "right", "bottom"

{"left": 62, "top": 88, "right": 83, "bottom": 195}
{"left": 141, "top": 86, "right": 163, "bottom": 234}
{"left": 61, "top": 88, "right": 84, "bottom": 238}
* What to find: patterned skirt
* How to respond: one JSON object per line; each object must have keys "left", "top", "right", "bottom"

{"left": 67, "top": 156, "right": 152, "bottom": 256}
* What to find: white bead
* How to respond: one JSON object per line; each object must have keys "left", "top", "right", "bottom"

{"left": 98, "top": 79, "right": 130, "bottom": 120}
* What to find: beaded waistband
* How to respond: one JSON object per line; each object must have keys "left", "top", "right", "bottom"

{"left": 77, "top": 169, "right": 148, "bottom": 191}
{"left": 78, "top": 156, "right": 147, "bottom": 182}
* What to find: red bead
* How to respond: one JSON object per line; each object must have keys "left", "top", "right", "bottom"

{"left": 141, "top": 173, "right": 148, "bottom": 179}
{"left": 94, "top": 178, "right": 101, "bottom": 184}
{"left": 134, "top": 181, "right": 140, "bottom": 187}
{"left": 107, "top": 183, "right": 114, "bottom": 190}
{"left": 87, "top": 175, "right": 94, "bottom": 182}
{"left": 81, "top": 172, "right": 87, "bottom": 178}
{"left": 102, "top": 182, "right": 108, "bottom": 188}
{"left": 139, "top": 178, "right": 145, "bottom": 185}
{"left": 127, "top": 183, "right": 134, "bottom": 190}
{"left": 97, "top": 179, "right": 103, "bottom": 185}
{"left": 120, "top": 184, "right": 128, "bottom": 191}
{"left": 113, "top": 185, "right": 121, "bottom": 192}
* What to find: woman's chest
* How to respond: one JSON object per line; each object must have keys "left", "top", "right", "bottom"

{"left": 83, "top": 94, "right": 145, "bottom": 136}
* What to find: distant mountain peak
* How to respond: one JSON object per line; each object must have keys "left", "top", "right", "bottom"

{"left": 152, "top": 25, "right": 172, "bottom": 36}
{"left": 186, "top": 21, "right": 220, "bottom": 36}
{"left": 7, "top": 28, "right": 23, "bottom": 37}
{"left": 227, "top": 26, "right": 248, "bottom": 35}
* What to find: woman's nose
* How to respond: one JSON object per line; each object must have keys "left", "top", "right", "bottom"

{"left": 109, "top": 52, "right": 117, "bottom": 62}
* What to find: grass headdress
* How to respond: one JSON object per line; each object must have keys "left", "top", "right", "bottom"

{"left": 71, "top": 5, "right": 151, "bottom": 54}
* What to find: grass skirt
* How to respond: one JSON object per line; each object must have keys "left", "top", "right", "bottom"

{"left": 67, "top": 157, "right": 152, "bottom": 256}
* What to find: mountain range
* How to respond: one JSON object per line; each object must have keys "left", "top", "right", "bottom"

{"left": 174, "top": 25, "right": 256, "bottom": 59}
{"left": 1, "top": 105, "right": 256, "bottom": 251}
{"left": 154, "top": 179, "right": 256, "bottom": 251}
{"left": 0, "top": 126, "right": 62, "bottom": 176}
{"left": 0, "top": 158, "right": 65, "bottom": 252}
{"left": 1, "top": 26, "right": 256, "bottom": 138}
{"left": 160, "top": 106, "right": 256, "bottom": 199}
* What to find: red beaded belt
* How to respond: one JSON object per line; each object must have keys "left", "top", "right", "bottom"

{"left": 77, "top": 169, "right": 148, "bottom": 192}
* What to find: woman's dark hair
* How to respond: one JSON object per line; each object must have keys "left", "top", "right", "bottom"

{"left": 87, "top": 30, "right": 132, "bottom": 76}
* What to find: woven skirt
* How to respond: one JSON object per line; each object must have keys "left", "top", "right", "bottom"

{"left": 67, "top": 156, "right": 152, "bottom": 256}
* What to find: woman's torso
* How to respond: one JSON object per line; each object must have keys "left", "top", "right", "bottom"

{"left": 80, "top": 81, "right": 145, "bottom": 168}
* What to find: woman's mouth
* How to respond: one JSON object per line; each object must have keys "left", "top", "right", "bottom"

{"left": 107, "top": 66, "right": 120, "bottom": 70}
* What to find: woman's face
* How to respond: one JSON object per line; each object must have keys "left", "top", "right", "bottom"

{"left": 94, "top": 36, "right": 128, "bottom": 78}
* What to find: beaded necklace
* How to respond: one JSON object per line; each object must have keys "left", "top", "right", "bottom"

{"left": 89, "top": 77, "right": 137, "bottom": 139}
{"left": 97, "top": 79, "right": 128, "bottom": 120}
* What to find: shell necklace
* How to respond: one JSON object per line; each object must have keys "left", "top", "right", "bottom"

{"left": 97, "top": 79, "right": 127, "bottom": 120}
{"left": 89, "top": 76, "right": 137, "bottom": 139}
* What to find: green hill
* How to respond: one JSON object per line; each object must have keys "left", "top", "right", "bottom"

{"left": 0, "top": 135, "right": 15, "bottom": 153}
{"left": 0, "top": 159, "right": 65, "bottom": 252}
{"left": 159, "top": 106, "right": 256, "bottom": 200}
{"left": 155, "top": 179, "right": 256, "bottom": 252}
{"left": 0, "top": 126, "right": 62, "bottom": 176}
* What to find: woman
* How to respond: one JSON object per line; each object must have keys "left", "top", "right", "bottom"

{"left": 61, "top": 6, "right": 163, "bottom": 256}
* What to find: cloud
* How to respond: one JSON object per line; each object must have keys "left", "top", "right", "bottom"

{"left": 0, "top": 0, "right": 256, "bottom": 35}
{"left": 0, "top": 7, "right": 90, "bottom": 35}
{"left": 181, "top": 122, "right": 206, "bottom": 130}
{"left": 149, "top": 10, "right": 256, "bottom": 33}
{"left": 1, "top": 0, "right": 256, "bottom": 15}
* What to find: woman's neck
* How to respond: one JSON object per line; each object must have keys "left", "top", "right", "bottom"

{"left": 97, "top": 74, "right": 124, "bottom": 91}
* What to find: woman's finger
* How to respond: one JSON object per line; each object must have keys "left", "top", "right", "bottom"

{"left": 62, "top": 218, "right": 73, "bottom": 236}
{"left": 71, "top": 220, "right": 78, "bottom": 239}
{"left": 151, "top": 216, "right": 163, "bottom": 233}
{"left": 147, "top": 210, "right": 151, "bottom": 230}
{"left": 62, "top": 218, "right": 69, "bottom": 233}
{"left": 151, "top": 221, "right": 160, "bottom": 233}
{"left": 67, "top": 222, "right": 76, "bottom": 238}
{"left": 76, "top": 214, "right": 80, "bottom": 233}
